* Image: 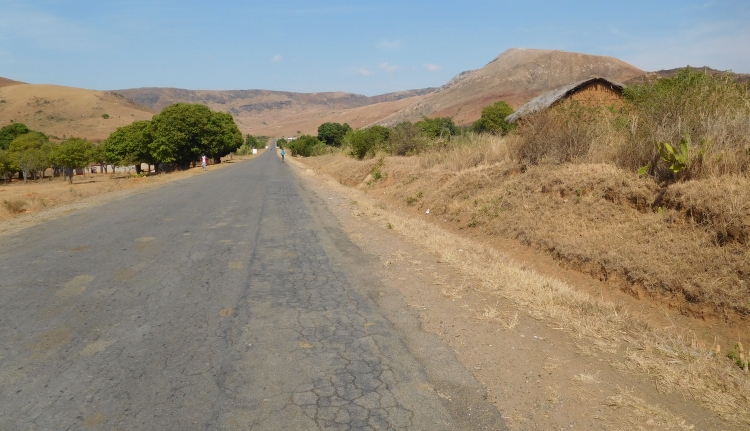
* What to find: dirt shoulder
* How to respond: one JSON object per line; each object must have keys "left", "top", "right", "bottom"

{"left": 289, "top": 155, "right": 747, "bottom": 430}
{"left": 0, "top": 154, "right": 260, "bottom": 237}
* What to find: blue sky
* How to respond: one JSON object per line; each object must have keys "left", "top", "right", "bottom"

{"left": 1, "top": 0, "right": 749, "bottom": 95}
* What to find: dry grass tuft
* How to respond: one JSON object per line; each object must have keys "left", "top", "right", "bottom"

{"left": 606, "top": 388, "right": 695, "bottom": 430}
{"left": 473, "top": 306, "right": 519, "bottom": 329}
{"left": 2, "top": 199, "right": 27, "bottom": 214}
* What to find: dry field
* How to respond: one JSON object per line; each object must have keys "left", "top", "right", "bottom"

{"left": 297, "top": 137, "right": 750, "bottom": 427}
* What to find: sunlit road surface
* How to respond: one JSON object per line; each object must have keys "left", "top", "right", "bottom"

{"left": 0, "top": 148, "right": 507, "bottom": 430}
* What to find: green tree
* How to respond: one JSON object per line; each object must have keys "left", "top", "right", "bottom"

{"left": 415, "top": 117, "right": 457, "bottom": 139}
{"left": 471, "top": 101, "right": 516, "bottom": 135}
{"left": 149, "top": 103, "right": 213, "bottom": 168}
{"left": 0, "top": 123, "right": 31, "bottom": 150}
{"left": 344, "top": 127, "right": 389, "bottom": 160}
{"left": 288, "top": 135, "right": 323, "bottom": 157}
{"left": 0, "top": 150, "right": 18, "bottom": 182}
{"left": 54, "top": 138, "right": 94, "bottom": 183}
{"left": 317, "top": 122, "right": 352, "bottom": 147}
{"left": 9, "top": 132, "right": 49, "bottom": 183}
{"left": 204, "top": 111, "right": 243, "bottom": 162}
{"left": 102, "top": 120, "right": 154, "bottom": 174}
{"left": 277, "top": 138, "right": 288, "bottom": 148}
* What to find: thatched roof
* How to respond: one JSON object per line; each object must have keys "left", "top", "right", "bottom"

{"left": 505, "top": 77, "right": 624, "bottom": 123}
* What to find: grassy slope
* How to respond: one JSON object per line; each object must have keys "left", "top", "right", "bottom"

{"left": 0, "top": 84, "right": 154, "bottom": 141}
{"left": 304, "top": 146, "right": 750, "bottom": 324}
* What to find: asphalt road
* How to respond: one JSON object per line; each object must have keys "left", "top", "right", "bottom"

{"left": 0, "top": 147, "right": 507, "bottom": 430}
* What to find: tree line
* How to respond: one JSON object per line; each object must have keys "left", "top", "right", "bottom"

{"left": 0, "top": 103, "right": 244, "bottom": 183}
{"left": 280, "top": 101, "right": 515, "bottom": 160}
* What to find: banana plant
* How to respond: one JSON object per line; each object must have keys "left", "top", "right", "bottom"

{"left": 656, "top": 138, "right": 690, "bottom": 174}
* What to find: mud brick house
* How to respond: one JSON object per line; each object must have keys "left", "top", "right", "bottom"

{"left": 506, "top": 77, "right": 624, "bottom": 123}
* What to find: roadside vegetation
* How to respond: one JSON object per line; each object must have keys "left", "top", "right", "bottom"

{"left": 236, "top": 134, "right": 269, "bottom": 155}
{"left": 0, "top": 102, "right": 244, "bottom": 182}
{"left": 296, "top": 67, "right": 750, "bottom": 426}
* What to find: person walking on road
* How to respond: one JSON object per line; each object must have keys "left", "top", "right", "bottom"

{"left": 201, "top": 154, "right": 208, "bottom": 171}
{"left": 280, "top": 149, "right": 285, "bottom": 162}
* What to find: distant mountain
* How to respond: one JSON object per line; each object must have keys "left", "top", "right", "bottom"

{"left": 374, "top": 48, "right": 645, "bottom": 127}
{"left": 114, "top": 87, "right": 436, "bottom": 113}
{"left": 113, "top": 87, "right": 437, "bottom": 137}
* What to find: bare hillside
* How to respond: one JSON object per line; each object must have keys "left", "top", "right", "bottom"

{"left": 0, "top": 84, "right": 154, "bottom": 141}
{"left": 114, "top": 87, "right": 436, "bottom": 137}
{"left": 0, "top": 77, "right": 25, "bottom": 88}
{"left": 376, "top": 48, "right": 644, "bottom": 127}
{"left": 233, "top": 95, "right": 427, "bottom": 137}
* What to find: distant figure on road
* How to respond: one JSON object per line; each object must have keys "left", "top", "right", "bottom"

{"left": 280, "top": 149, "right": 285, "bottom": 162}
{"left": 201, "top": 155, "right": 207, "bottom": 171}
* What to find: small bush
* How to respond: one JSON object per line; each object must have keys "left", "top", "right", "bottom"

{"left": 101, "top": 114, "right": 110, "bottom": 119}
{"left": 471, "top": 101, "right": 516, "bottom": 135}
{"left": 344, "top": 127, "right": 389, "bottom": 159}
{"left": 288, "top": 135, "right": 322, "bottom": 157}
{"left": 516, "top": 101, "right": 611, "bottom": 165}
{"left": 3, "top": 199, "right": 27, "bottom": 214}
{"left": 385, "top": 121, "right": 431, "bottom": 155}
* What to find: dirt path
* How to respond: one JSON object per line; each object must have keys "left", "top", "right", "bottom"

{"left": 289, "top": 157, "right": 738, "bottom": 430}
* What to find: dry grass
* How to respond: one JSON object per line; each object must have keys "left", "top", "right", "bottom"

{"left": 2, "top": 199, "right": 27, "bottom": 214}
{"left": 353, "top": 182, "right": 750, "bottom": 424}
{"left": 340, "top": 139, "right": 750, "bottom": 321}
{"left": 606, "top": 388, "right": 696, "bottom": 430}
{"left": 301, "top": 149, "right": 750, "bottom": 425}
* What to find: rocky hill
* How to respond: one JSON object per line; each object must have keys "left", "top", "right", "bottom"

{"left": 375, "top": 48, "right": 645, "bottom": 127}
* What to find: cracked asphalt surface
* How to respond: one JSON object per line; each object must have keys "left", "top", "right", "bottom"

{"left": 0, "top": 148, "right": 507, "bottom": 430}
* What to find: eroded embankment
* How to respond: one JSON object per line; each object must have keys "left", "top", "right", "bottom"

{"left": 295, "top": 152, "right": 750, "bottom": 427}
{"left": 301, "top": 153, "right": 750, "bottom": 329}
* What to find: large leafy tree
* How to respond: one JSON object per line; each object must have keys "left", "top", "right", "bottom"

{"left": 0, "top": 150, "right": 19, "bottom": 182}
{"left": 53, "top": 138, "right": 94, "bottom": 183}
{"left": 149, "top": 103, "right": 213, "bottom": 168}
{"left": 103, "top": 120, "right": 154, "bottom": 173}
{"left": 317, "top": 122, "right": 352, "bottom": 147}
{"left": 9, "top": 132, "right": 49, "bottom": 183}
{"left": 204, "top": 111, "right": 243, "bottom": 162}
{"left": 471, "top": 101, "right": 515, "bottom": 135}
{"left": 0, "top": 123, "right": 31, "bottom": 150}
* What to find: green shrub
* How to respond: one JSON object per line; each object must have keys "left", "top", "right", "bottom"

{"left": 317, "top": 122, "right": 352, "bottom": 147}
{"left": 622, "top": 68, "right": 750, "bottom": 179}
{"left": 288, "top": 135, "right": 322, "bottom": 157}
{"left": 415, "top": 117, "right": 458, "bottom": 139}
{"left": 101, "top": 113, "right": 110, "bottom": 119}
{"left": 344, "top": 127, "right": 389, "bottom": 159}
{"left": 471, "top": 101, "right": 516, "bottom": 135}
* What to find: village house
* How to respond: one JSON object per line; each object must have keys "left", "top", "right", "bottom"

{"left": 505, "top": 77, "right": 624, "bottom": 123}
